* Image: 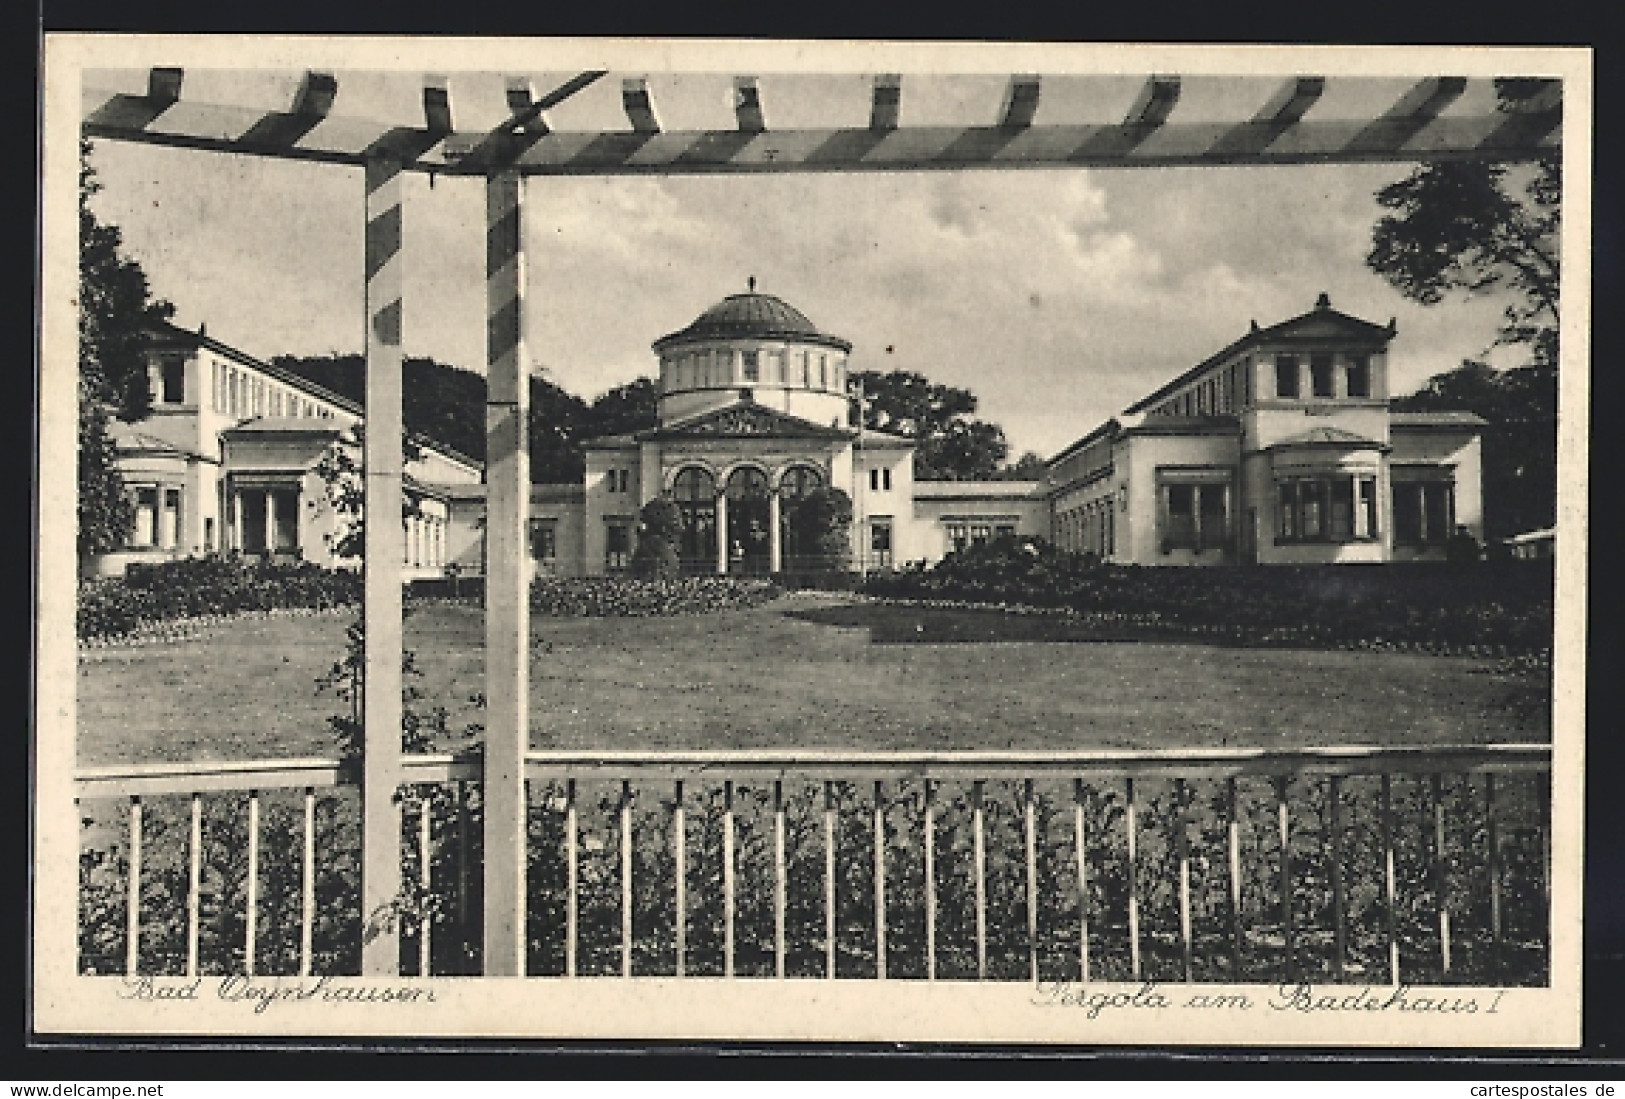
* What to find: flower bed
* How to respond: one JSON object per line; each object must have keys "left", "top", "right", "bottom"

{"left": 863, "top": 539, "right": 1554, "bottom": 655}
{"left": 529, "top": 575, "right": 781, "bottom": 618}
{"left": 78, "top": 557, "right": 363, "bottom": 642}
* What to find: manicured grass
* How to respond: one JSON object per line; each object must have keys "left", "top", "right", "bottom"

{"left": 76, "top": 594, "right": 1548, "bottom": 767}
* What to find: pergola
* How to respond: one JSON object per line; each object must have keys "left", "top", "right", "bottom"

{"left": 80, "top": 67, "right": 1563, "bottom": 978}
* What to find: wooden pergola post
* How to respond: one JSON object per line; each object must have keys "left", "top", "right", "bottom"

{"left": 361, "top": 155, "right": 405, "bottom": 976}
{"left": 483, "top": 168, "right": 531, "bottom": 975}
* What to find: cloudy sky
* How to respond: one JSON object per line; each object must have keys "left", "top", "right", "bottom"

{"left": 81, "top": 67, "right": 1525, "bottom": 459}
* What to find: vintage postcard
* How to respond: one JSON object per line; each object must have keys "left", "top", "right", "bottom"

{"left": 35, "top": 36, "right": 1590, "bottom": 1046}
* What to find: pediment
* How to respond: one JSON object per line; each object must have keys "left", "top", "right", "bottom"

{"left": 642, "top": 402, "right": 854, "bottom": 441}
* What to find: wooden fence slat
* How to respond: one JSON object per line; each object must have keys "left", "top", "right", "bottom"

{"left": 621, "top": 780, "right": 633, "bottom": 979}
{"left": 1433, "top": 773, "right": 1451, "bottom": 977}
{"left": 673, "top": 781, "right": 686, "bottom": 977}
{"left": 246, "top": 791, "right": 260, "bottom": 977}
{"left": 1228, "top": 777, "right": 1243, "bottom": 977}
{"left": 924, "top": 779, "right": 937, "bottom": 981}
{"left": 419, "top": 794, "right": 433, "bottom": 977}
{"left": 301, "top": 788, "right": 316, "bottom": 978}
{"left": 565, "top": 778, "right": 578, "bottom": 978}
{"left": 1126, "top": 777, "right": 1141, "bottom": 981}
{"left": 1382, "top": 773, "right": 1401, "bottom": 985}
{"left": 973, "top": 780, "right": 987, "bottom": 980}
{"left": 126, "top": 797, "right": 141, "bottom": 977}
{"left": 723, "top": 780, "right": 736, "bottom": 979}
{"left": 1176, "top": 778, "right": 1193, "bottom": 983}
{"left": 1025, "top": 778, "right": 1040, "bottom": 985}
{"left": 187, "top": 793, "right": 201, "bottom": 978}
{"left": 1075, "top": 779, "right": 1091, "bottom": 984}
{"left": 1329, "top": 775, "right": 1347, "bottom": 981}
{"left": 874, "top": 780, "right": 887, "bottom": 980}
{"left": 1487, "top": 773, "right": 1502, "bottom": 982}
{"left": 824, "top": 781, "right": 837, "bottom": 979}
{"left": 1276, "top": 775, "right": 1292, "bottom": 983}
{"left": 774, "top": 780, "right": 786, "bottom": 980}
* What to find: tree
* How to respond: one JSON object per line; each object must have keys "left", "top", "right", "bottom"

{"left": 1393, "top": 359, "right": 1557, "bottom": 540}
{"left": 587, "top": 377, "right": 659, "bottom": 438}
{"left": 851, "top": 369, "right": 1010, "bottom": 480}
{"left": 78, "top": 142, "right": 174, "bottom": 558}
{"left": 794, "top": 487, "right": 854, "bottom": 572}
{"left": 631, "top": 497, "right": 683, "bottom": 578}
{"left": 991, "top": 451, "right": 1048, "bottom": 481}
{"left": 1367, "top": 96, "right": 1559, "bottom": 369}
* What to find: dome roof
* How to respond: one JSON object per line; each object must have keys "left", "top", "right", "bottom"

{"left": 654, "top": 292, "right": 852, "bottom": 353}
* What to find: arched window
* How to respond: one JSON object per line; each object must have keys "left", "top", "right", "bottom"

{"left": 779, "top": 465, "right": 824, "bottom": 571}
{"left": 672, "top": 466, "right": 717, "bottom": 572}
{"left": 725, "top": 467, "right": 772, "bottom": 574}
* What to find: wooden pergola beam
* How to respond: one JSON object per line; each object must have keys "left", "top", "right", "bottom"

{"left": 83, "top": 71, "right": 1561, "bottom": 173}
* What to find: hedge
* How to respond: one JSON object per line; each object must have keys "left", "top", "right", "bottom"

{"left": 529, "top": 575, "right": 781, "bottom": 618}
{"left": 863, "top": 538, "right": 1554, "bottom": 655}
{"left": 78, "top": 556, "right": 363, "bottom": 642}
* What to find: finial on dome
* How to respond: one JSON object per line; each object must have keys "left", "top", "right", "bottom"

{"left": 1315, "top": 291, "right": 1332, "bottom": 310}
{"left": 747, "top": 276, "right": 756, "bottom": 292}
{"left": 1250, "top": 319, "right": 1259, "bottom": 332}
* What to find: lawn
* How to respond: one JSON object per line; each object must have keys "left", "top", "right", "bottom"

{"left": 76, "top": 594, "right": 1549, "bottom": 767}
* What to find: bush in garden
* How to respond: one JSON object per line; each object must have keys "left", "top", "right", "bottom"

{"left": 631, "top": 498, "right": 684, "bottom": 580}
{"left": 529, "top": 576, "right": 780, "bottom": 618}
{"left": 863, "top": 540, "right": 1553, "bottom": 656}
{"left": 794, "top": 487, "right": 854, "bottom": 573}
{"left": 78, "top": 555, "right": 363, "bottom": 642}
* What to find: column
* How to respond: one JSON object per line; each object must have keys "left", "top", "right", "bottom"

{"left": 1352, "top": 475, "right": 1368, "bottom": 539}
{"left": 768, "top": 490, "right": 782, "bottom": 573}
{"left": 231, "top": 488, "right": 244, "bottom": 553}
{"left": 361, "top": 156, "right": 405, "bottom": 976}
{"left": 264, "top": 491, "right": 275, "bottom": 555}
{"left": 715, "top": 491, "right": 729, "bottom": 574}
{"left": 484, "top": 169, "right": 531, "bottom": 976}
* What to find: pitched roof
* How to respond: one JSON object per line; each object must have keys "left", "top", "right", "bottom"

{"left": 145, "top": 321, "right": 485, "bottom": 474}
{"left": 221, "top": 416, "right": 348, "bottom": 437}
{"left": 1267, "top": 425, "right": 1389, "bottom": 450}
{"left": 108, "top": 424, "right": 213, "bottom": 461}
{"left": 1124, "top": 294, "right": 1395, "bottom": 415}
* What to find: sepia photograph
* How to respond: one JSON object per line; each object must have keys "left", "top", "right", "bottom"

{"left": 33, "top": 37, "right": 1590, "bottom": 1046}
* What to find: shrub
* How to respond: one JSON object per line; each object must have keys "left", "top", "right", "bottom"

{"left": 863, "top": 540, "right": 1553, "bottom": 655}
{"left": 530, "top": 576, "right": 780, "bottom": 618}
{"left": 78, "top": 556, "right": 363, "bottom": 641}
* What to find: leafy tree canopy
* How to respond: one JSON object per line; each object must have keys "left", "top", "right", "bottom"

{"left": 79, "top": 142, "right": 174, "bottom": 557}
{"left": 1394, "top": 360, "right": 1557, "bottom": 540}
{"left": 851, "top": 369, "right": 1010, "bottom": 480}
{"left": 1367, "top": 91, "right": 1558, "bottom": 369}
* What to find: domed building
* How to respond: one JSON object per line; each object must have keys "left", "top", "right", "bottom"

{"left": 576, "top": 284, "right": 961, "bottom": 576}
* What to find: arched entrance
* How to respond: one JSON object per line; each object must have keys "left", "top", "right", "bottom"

{"left": 724, "top": 466, "right": 771, "bottom": 574}
{"left": 779, "top": 465, "right": 824, "bottom": 573}
{"left": 671, "top": 466, "right": 716, "bottom": 575}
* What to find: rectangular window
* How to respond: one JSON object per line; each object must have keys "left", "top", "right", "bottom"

{"left": 882, "top": 468, "right": 892, "bottom": 491}
{"left": 161, "top": 488, "right": 181, "bottom": 549}
{"left": 1347, "top": 355, "right": 1371, "bottom": 398}
{"left": 818, "top": 355, "right": 829, "bottom": 389}
{"left": 742, "top": 350, "right": 760, "bottom": 382}
{"left": 1279, "top": 476, "right": 1381, "bottom": 543}
{"left": 1243, "top": 358, "right": 1254, "bottom": 405}
{"left": 793, "top": 351, "right": 808, "bottom": 388}
{"left": 869, "top": 468, "right": 880, "bottom": 492}
{"left": 605, "top": 522, "right": 632, "bottom": 571}
{"left": 204, "top": 517, "right": 215, "bottom": 552}
{"left": 1311, "top": 353, "right": 1335, "bottom": 398}
{"left": 1275, "top": 355, "right": 1300, "bottom": 398}
{"left": 1164, "top": 483, "right": 1196, "bottom": 551}
{"left": 869, "top": 519, "right": 894, "bottom": 568}
{"left": 158, "top": 360, "right": 184, "bottom": 404}
{"left": 994, "top": 523, "right": 1016, "bottom": 540}
{"left": 130, "top": 486, "right": 158, "bottom": 547}
{"left": 272, "top": 489, "right": 299, "bottom": 552}
{"left": 529, "top": 518, "right": 558, "bottom": 563}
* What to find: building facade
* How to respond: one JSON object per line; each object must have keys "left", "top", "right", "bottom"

{"left": 99, "top": 289, "right": 1484, "bottom": 580}
{"left": 1045, "top": 292, "right": 1485, "bottom": 565}
{"left": 94, "top": 320, "right": 483, "bottom": 579}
